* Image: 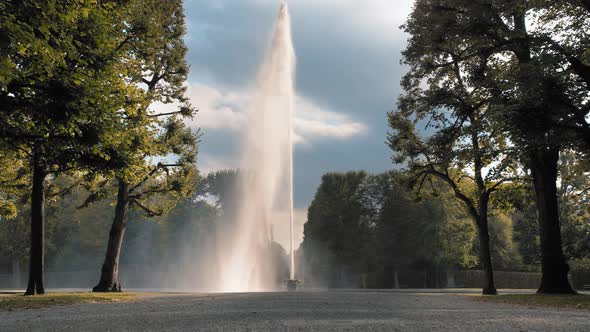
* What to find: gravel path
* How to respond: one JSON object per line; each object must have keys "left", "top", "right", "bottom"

{"left": 0, "top": 290, "right": 589, "bottom": 331}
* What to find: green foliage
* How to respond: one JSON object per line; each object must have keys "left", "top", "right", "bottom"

{"left": 302, "top": 171, "right": 480, "bottom": 288}
{"left": 0, "top": 178, "right": 110, "bottom": 266}
{"left": 0, "top": 0, "right": 139, "bottom": 172}
{"left": 0, "top": 152, "right": 28, "bottom": 219}
{"left": 488, "top": 213, "right": 523, "bottom": 270}
{"left": 570, "top": 258, "right": 590, "bottom": 273}
{"left": 393, "top": 0, "right": 590, "bottom": 293}
{"left": 388, "top": 0, "right": 538, "bottom": 293}
{"left": 0, "top": 211, "right": 30, "bottom": 261}
{"left": 399, "top": 0, "right": 589, "bottom": 153}
{"left": 81, "top": 0, "right": 200, "bottom": 217}
{"left": 389, "top": 0, "right": 523, "bottom": 218}
{"left": 304, "top": 171, "right": 371, "bottom": 270}
{"left": 512, "top": 199, "right": 542, "bottom": 268}
{"left": 375, "top": 173, "right": 478, "bottom": 271}
{"left": 558, "top": 151, "right": 590, "bottom": 259}
{"left": 0, "top": 0, "right": 198, "bottom": 294}
{"left": 197, "top": 170, "right": 241, "bottom": 211}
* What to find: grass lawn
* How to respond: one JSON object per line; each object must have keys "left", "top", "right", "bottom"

{"left": 478, "top": 294, "right": 590, "bottom": 310}
{"left": 0, "top": 292, "right": 138, "bottom": 311}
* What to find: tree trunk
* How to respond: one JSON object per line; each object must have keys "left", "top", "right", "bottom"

{"left": 530, "top": 148, "right": 575, "bottom": 294}
{"left": 25, "top": 157, "right": 46, "bottom": 295}
{"left": 512, "top": 12, "right": 575, "bottom": 295}
{"left": 93, "top": 181, "right": 130, "bottom": 292}
{"left": 476, "top": 216, "right": 498, "bottom": 295}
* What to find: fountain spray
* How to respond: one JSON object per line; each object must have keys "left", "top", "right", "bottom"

{"left": 281, "top": 0, "right": 298, "bottom": 291}
{"left": 217, "top": 0, "right": 297, "bottom": 292}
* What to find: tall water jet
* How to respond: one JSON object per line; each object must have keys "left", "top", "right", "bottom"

{"left": 217, "top": 1, "right": 296, "bottom": 292}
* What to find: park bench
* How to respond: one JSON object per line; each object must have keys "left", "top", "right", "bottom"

{"left": 583, "top": 284, "right": 590, "bottom": 290}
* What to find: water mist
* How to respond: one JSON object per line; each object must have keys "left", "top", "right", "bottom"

{"left": 217, "top": 1, "right": 296, "bottom": 292}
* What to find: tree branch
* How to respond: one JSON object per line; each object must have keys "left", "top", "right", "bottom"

{"left": 129, "top": 163, "right": 183, "bottom": 194}
{"left": 148, "top": 110, "right": 183, "bottom": 118}
{"left": 487, "top": 177, "right": 524, "bottom": 193}
{"left": 46, "top": 180, "right": 82, "bottom": 199}
{"left": 131, "top": 198, "right": 163, "bottom": 217}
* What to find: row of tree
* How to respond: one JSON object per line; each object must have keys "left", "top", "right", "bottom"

{"left": 386, "top": 0, "right": 589, "bottom": 294}
{"left": 0, "top": 169, "right": 290, "bottom": 291}
{"left": 301, "top": 167, "right": 589, "bottom": 290}
{"left": 0, "top": 0, "right": 198, "bottom": 295}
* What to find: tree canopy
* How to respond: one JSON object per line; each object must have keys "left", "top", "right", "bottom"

{"left": 394, "top": 0, "right": 590, "bottom": 294}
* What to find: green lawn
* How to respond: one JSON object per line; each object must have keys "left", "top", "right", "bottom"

{"left": 0, "top": 292, "right": 138, "bottom": 311}
{"left": 478, "top": 294, "right": 590, "bottom": 310}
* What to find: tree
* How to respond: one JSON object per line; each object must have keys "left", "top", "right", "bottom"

{"left": 301, "top": 171, "right": 478, "bottom": 289}
{"left": 488, "top": 213, "right": 522, "bottom": 270}
{"left": 507, "top": 3, "right": 586, "bottom": 293}
{"left": 558, "top": 151, "right": 590, "bottom": 260}
{"left": 0, "top": 175, "right": 106, "bottom": 287}
{"left": 388, "top": 20, "right": 520, "bottom": 293}
{"left": 531, "top": 1, "right": 590, "bottom": 145}
{"left": 512, "top": 191, "right": 541, "bottom": 268}
{"left": 371, "top": 172, "right": 477, "bottom": 289}
{"left": 0, "top": 0, "right": 138, "bottom": 295}
{"left": 396, "top": 0, "right": 586, "bottom": 294}
{"left": 196, "top": 170, "right": 241, "bottom": 212}
{"left": 0, "top": 152, "right": 27, "bottom": 220}
{"left": 302, "top": 172, "right": 371, "bottom": 287}
{"left": 0, "top": 207, "right": 30, "bottom": 272}
{"left": 90, "top": 0, "right": 199, "bottom": 292}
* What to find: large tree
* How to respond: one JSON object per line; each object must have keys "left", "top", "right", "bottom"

{"left": 388, "top": 35, "right": 519, "bottom": 293}
{"left": 0, "top": 0, "right": 138, "bottom": 295}
{"left": 90, "top": 0, "right": 199, "bottom": 292}
{"left": 532, "top": 1, "right": 590, "bottom": 109}
{"left": 398, "top": 0, "right": 588, "bottom": 294}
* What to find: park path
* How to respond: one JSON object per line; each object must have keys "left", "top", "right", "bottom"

{"left": 0, "top": 290, "right": 589, "bottom": 331}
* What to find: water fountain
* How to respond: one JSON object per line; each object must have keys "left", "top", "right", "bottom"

{"left": 217, "top": 1, "right": 296, "bottom": 292}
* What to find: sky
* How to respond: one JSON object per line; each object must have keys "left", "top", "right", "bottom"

{"left": 182, "top": 0, "right": 413, "bottom": 247}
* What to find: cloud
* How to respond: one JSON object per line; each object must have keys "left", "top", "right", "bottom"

{"left": 198, "top": 153, "right": 239, "bottom": 174}
{"left": 186, "top": 84, "right": 247, "bottom": 130}
{"left": 184, "top": 0, "right": 409, "bottom": 120}
{"left": 293, "top": 97, "right": 367, "bottom": 144}
{"left": 288, "top": 0, "right": 411, "bottom": 37}
{"left": 181, "top": 83, "right": 366, "bottom": 145}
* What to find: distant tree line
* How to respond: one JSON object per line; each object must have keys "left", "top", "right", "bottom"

{"left": 0, "top": 170, "right": 290, "bottom": 290}
{"left": 300, "top": 167, "right": 589, "bottom": 290}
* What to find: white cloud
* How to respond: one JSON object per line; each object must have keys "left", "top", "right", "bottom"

{"left": 179, "top": 83, "right": 367, "bottom": 145}
{"left": 186, "top": 84, "right": 247, "bottom": 130}
{"left": 293, "top": 97, "right": 367, "bottom": 144}
{"left": 198, "top": 153, "right": 239, "bottom": 174}
{"left": 243, "top": 0, "right": 411, "bottom": 40}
